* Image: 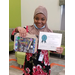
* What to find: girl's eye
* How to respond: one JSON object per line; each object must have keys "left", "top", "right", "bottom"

{"left": 35, "top": 17, "right": 45, "bottom": 21}
{"left": 41, "top": 18, "right": 45, "bottom": 21}
{"left": 35, "top": 18, "right": 39, "bottom": 20}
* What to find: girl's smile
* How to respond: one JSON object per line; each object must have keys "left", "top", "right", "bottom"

{"left": 34, "top": 13, "right": 47, "bottom": 28}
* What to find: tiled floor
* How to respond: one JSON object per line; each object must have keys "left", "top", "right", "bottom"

{"left": 9, "top": 51, "right": 65, "bottom": 75}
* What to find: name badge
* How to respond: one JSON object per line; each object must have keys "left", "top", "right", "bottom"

{"left": 38, "top": 52, "right": 44, "bottom": 61}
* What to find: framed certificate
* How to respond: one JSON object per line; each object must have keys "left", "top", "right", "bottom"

{"left": 38, "top": 32, "right": 62, "bottom": 51}
{"left": 14, "top": 33, "right": 38, "bottom": 54}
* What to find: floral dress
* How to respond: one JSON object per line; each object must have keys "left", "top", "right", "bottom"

{"left": 11, "top": 26, "right": 51, "bottom": 75}
{"left": 23, "top": 50, "right": 51, "bottom": 75}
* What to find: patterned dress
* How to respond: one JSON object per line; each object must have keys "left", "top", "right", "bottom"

{"left": 23, "top": 50, "right": 51, "bottom": 75}
{"left": 11, "top": 26, "right": 51, "bottom": 75}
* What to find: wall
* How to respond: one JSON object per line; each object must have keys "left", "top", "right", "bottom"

{"left": 21, "top": 0, "right": 61, "bottom": 30}
{"left": 9, "top": 0, "right": 21, "bottom": 28}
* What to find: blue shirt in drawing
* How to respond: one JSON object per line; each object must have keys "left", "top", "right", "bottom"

{"left": 41, "top": 35, "right": 47, "bottom": 43}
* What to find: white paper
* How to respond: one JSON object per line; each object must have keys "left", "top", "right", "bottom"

{"left": 38, "top": 32, "right": 62, "bottom": 51}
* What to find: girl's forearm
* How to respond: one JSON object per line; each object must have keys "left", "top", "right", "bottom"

{"left": 15, "top": 27, "right": 19, "bottom": 32}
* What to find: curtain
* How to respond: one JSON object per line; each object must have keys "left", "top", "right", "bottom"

{"left": 60, "top": 5, "right": 65, "bottom": 30}
{"left": 59, "top": 0, "right": 65, "bottom": 6}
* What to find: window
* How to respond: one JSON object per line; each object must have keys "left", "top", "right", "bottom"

{"left": 60, "top": 5, "right": 65, "bottom": 30}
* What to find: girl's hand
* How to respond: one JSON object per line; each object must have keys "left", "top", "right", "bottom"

{"left": 17, "top": 27, "right": 27, "bottom": 38}
{"left": 56, "top": 47, "right": 63, "bottom": 54}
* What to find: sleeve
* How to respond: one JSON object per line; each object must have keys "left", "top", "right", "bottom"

{"left": 11, "top": 28, "right": 18, "bottom": 41}
{"left": 50, "top": 51, "right": 57, "bottom": 53}
{"left": 24, "top": 26, "right": 28, "bottom": 32}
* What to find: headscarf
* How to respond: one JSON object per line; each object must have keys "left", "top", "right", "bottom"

{"left": 28, "top": 6, "right": 52, "bottom": 36}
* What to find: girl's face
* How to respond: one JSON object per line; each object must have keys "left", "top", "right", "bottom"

{"left": 34, "top": 13, "right": 47, "bottom": 28}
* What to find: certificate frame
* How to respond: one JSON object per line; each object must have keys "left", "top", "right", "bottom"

{"left": 38, "top": 32, "right": 62, "bottom": 51}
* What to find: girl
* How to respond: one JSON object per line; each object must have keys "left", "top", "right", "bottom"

{"left": 11, "top": 6, "right": 63, "bottom": 75}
